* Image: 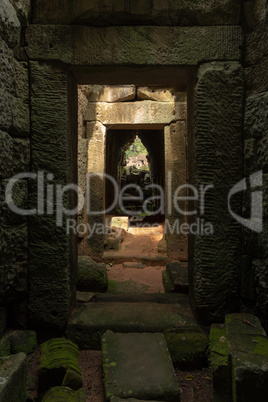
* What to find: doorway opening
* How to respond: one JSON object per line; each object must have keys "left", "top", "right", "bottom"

{"left": 77, "top": 84, "right": 188, "bottom": 294}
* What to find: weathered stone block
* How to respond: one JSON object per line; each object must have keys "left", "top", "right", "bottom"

{"left": 165, "top": 262, "right": 189, "bottom": 293}
{"left": 245, "top": 15, "right": 268, "bottom": 66}
{"left": 241, "top": 255, "right": 256, "bottom": 301}
{"left": 188, "top": 62, "right": 244, "bottom": 324}
{"left": 253, "top": 258, "right": 268, "bottom": 331}
{"left": 244, "top": 0, "right": 268, "bottom": 30}
{"left": 39, "top": 338, "right": 82, "bottom": 398}
{"left": 257, "top": 135, "right": 268, "bottom": 173}
{"left": 245, "top": 56, "right": 268, "bottom": 93}
{"left": 29, "top": 215, "right": 74, "bottom": 329}
{"left": 0, "top": 352, "right": 27, "bottom": 402}
{"left": 0, "top": 224, "right": 28, "bottom": 304}
{"left": 226, "top": 313, "right": 268, "bottom": 402}
{"left": 0, "top": 179, "right": 28, "bottom": 225}
{"left": 164, "top": 329, "right": 208, "bottom": 369}
{"left": 244, "top": 138, "right": 257, "bottom": 176}
{"left": 137, "top": 87, "right": 185, "bottom": 103}
{"left": 10, "top": 0, "right": 31, "bottom": 26}
{"left": 210, "top": 324, "right": 232, "bottom": 402}
{"left": 102, "top": 331, "right": 180, "bottom": 401}
{"left": 1, "top": 330, "right": 36, "bottom": 355}
{"left": 67, "top": 302, "right": 200, "bottom": 350}
{"left": 0, "top": 41, "right": 30, "bottom": 137}
{"left": 29, "top": 61, "right": 77, "bottom": 329}
{"left": 85, "top": 101, "right": 186, "bottom": 125}
{"left": 33, "top": 0, "right": 241, "bottom": 26}
{"left": 83, "top": 85, "right": 135, "bottom": 102}
{"left": 244, "top": 93, "right": 268, "bottom": 158}
{"left": 77, "top": 256, "right": 108, "bottom": 292}
{"left": 0, "top": 0, "right": 20, "bottom": 48}
{"left": 164, "top": 121, "right": 188, "bottom": 260}
{"left": 0, "top": 132, "right": 30, "bottom": 179}
{"left": 0, "top": 308, "right": 7, "bottom": 338}
{"left": 76, "top": 291, "right": 96, "bottom": 303}
{"left": 26, "top": 26, "right": 243, "bottom": 66}
{"left": 42, "top": 386, "right": 86, "bottom": 401}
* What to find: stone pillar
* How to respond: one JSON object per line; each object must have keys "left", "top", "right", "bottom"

{"left": 188, "top": 62, "right": 244, "bottom": 324}
{"left": 84, "top": 121, "right": 106, "bottom": 258}
{"left": 29, "top": 61, "right": 77, "bottom": 331}
{"left": 164, "top": 121, "right": 188, "bottom": 260}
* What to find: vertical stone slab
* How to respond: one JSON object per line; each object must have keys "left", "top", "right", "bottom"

{"left": 29, "top": 61, "right": 77, "bottom": 330}
{"left": 165, "top": 121, "right": 188, "bottom": 260}
{"left": 84, "top": 121, "right": 106, "bottom": 258}
{"left": 188, "top": 62, "right": 244, "bottom": 324}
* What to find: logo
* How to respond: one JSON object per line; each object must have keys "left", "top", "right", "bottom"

{"left": 228, "top": 171, "right": 263, "bottom": 233}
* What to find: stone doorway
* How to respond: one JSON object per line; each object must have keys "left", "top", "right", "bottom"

{"left": 27, "top": 28, "right": 244, "bottom": 327}
{"left": 77, "top": 85, "right": 188, "bottom": 264}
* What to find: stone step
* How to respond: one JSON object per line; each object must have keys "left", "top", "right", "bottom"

{"left": 163, "top": 262, "right": 189, "bottom": 293}
{"left": 66, "top": 302, "right": 208, "bottom": 368}
{"left": 94, "top": 292, "right": 192, "bottom": 308}
{"left": 210, "top": 313, "right": 268, "bottom": 402}
{"left": 102, "top": 255, "right": 168, "bottom": 266}
{"left": 102, "top": 331, "right": 180, "bottom": 401}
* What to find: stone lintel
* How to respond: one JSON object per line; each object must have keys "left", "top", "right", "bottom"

{"left": 137, "top": 87, "right": 186, "bottom": 103}
{"left": 26, "top": 25, "right": 243, "bottom": 66}
{"left": 33, "top": 0, "right": 241, "bottom": 26}
{"left": 85, "top": 101, "right": 186, "bottom": 125}
{"left": 80, "top": 85, "right": 136, "bottom": 103}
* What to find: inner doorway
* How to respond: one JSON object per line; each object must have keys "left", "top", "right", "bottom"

{"left": 104, "top": 128, "right": 167, "bottom": 293}
{"left": 77, "top": 84, "right": 188, "bottom": 294}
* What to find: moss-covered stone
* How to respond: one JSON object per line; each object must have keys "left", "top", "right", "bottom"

{"left": 39, "top": 338, "right": 82, "bottom": 399}
{"left": 5, "top": 330, "right": 37, "bottom": 355}
{"left": 164, "top": 329, "right": 208, "bottom": 369}
{"left": 77, "top": 256, "right": 108, "bottom": 292}
{"left": 102, "top": 331, "right": 180, "bottom": 401}
{"left": 0, "top": 337, "right": 11, "bottom": 357}
{"left": 67, "top": 302, "right": 201, "bottom": 350}
{"left": 210, "top": 324, "right": 232, "bottom": 402}
{"left": 0, "top": 352, "right": 27, "bottom": 402}
{"left": 26, "top": 25, "right": 242, "bottom": 66}
{"left": 226, "top": 313, "right": 268, "bottom": 402}
{"left": 41, "top": 386, "right": 86, "bottom": 401}
{"left": 162, "top": 271, "right": 175, "bottom": 293}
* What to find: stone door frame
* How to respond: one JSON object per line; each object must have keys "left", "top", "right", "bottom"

{"left": 26, "top": 25, "right": 244, "bottom": 329}
{"left": 78, "top": 93, "right": 188, "bottom": 260}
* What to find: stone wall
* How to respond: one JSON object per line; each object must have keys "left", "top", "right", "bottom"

{"left": 0, "top": 0, "right": 31, "bottom": 335}
{"left": 243, "top": 0, "right": 268, "bottom": 331}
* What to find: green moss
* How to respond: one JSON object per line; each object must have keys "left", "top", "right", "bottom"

{"left": 39, "top": 338, "right": 82, "bottom": 396}
{"left": 11, "top": 331, "right": 37, "bottom": 355}
{"left": 254, "top": 336, "right": 268, "bottom": 358}
{"left": 77, "top": 256, "right": 107, "bottom": 292}
{"left": 0, "top": 337, "right": 11, "bottom": 357}
{"left": 210, "top": 324, "right": 232, "bottom": 402}
{"left": 164, "top": 330, "right": 208, "bottom": 369}
{"left": 41, "top": 386, "right": 86, "bottom": 401}
{"left": 210, "top": 325, "right": 229, "bottom": 369}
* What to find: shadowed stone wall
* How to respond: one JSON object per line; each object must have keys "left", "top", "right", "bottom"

{"left": 0, "top": 0, "right": 31, "bottom": 335}
{"left": 188, "top": 63, "right": 244, "bottom": 324}
{"left": 243, "top": 0, "right": 268, "bottom": 331}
